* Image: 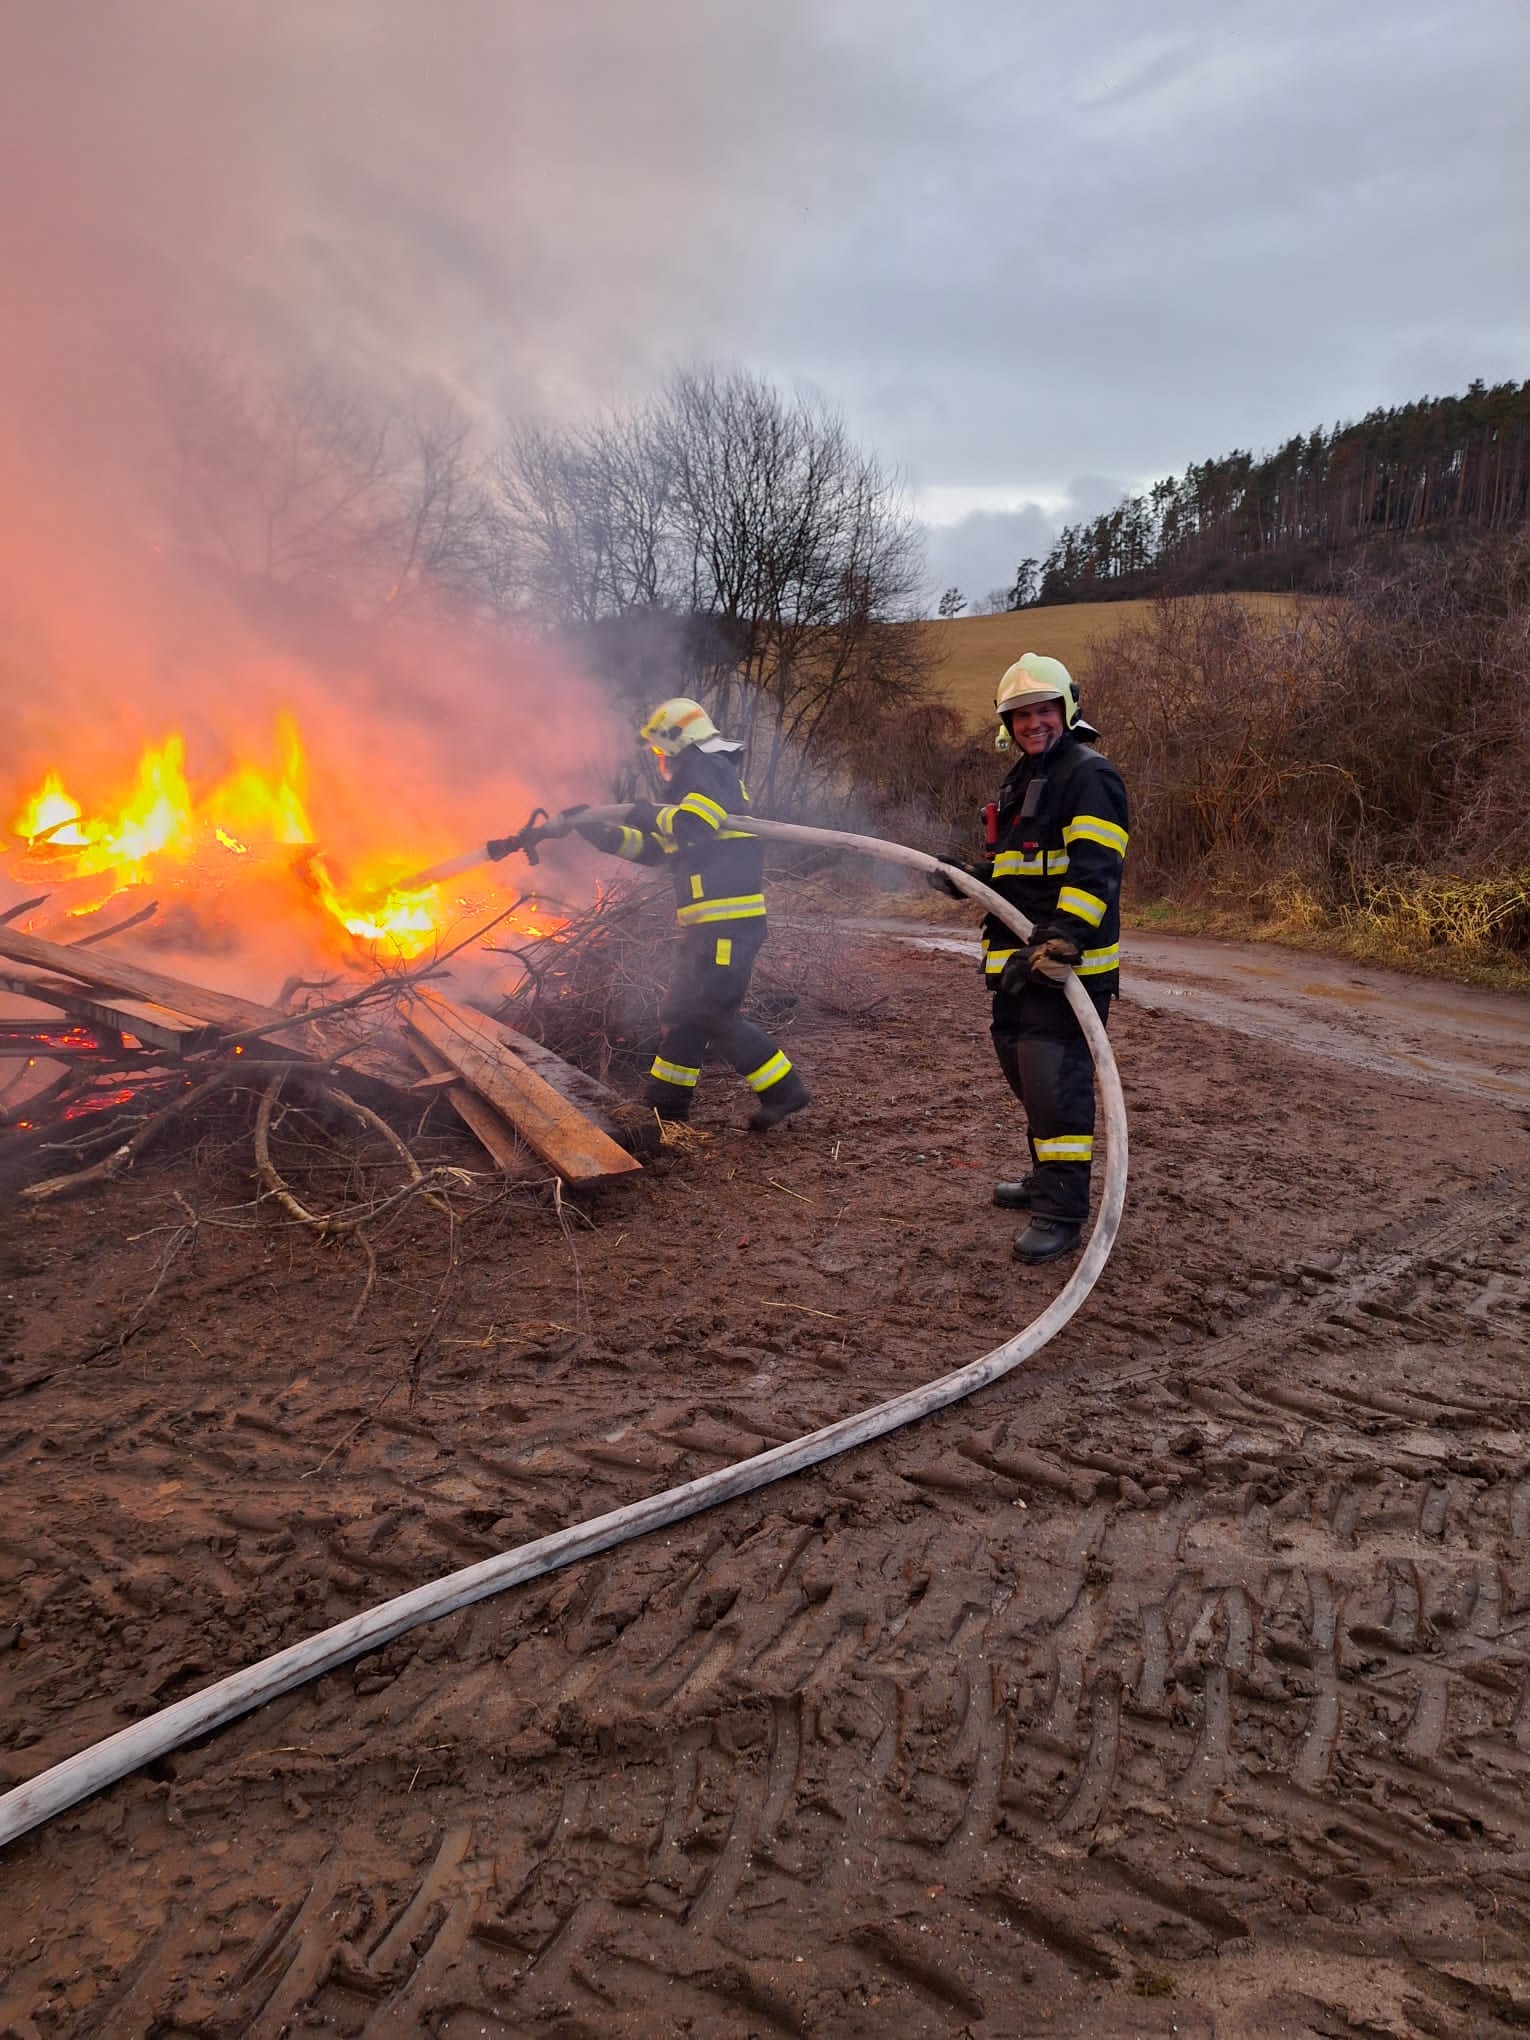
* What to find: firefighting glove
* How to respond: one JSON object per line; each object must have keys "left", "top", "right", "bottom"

{"left": 624, "top": 798, "right": 662, "bottom": 835}
{"left": 926, "top": 861, "right": 971, "bottom": 901}
{"left": 566, "top": 806, "right": 623, "bottom": 854}
{"left": 1026, "top": 935, "right": 1083, "bottom": 984}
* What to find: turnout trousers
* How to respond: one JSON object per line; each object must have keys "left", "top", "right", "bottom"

{"left": 644, "top": 925, "right": 796, "bottom": 1119}
{"left": 990, "top": 979, "right": 1113, "bottom": 1226}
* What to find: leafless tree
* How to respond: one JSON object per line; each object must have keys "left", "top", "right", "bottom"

{"left": 494, "top": 366, "right": 933, "bottom": 812}
{"left": 152, "top": 350, "right": 509, "bottom": 622}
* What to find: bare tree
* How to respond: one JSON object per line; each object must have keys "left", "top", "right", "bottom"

{"left": 494, "top": 366, "right": 933, "bottom": 811}
{"left": 152, "top": 350, "right": 508, "bottom": 621}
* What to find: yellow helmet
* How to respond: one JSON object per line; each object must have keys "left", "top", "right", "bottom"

{"left": 637, "top": 697, "right": 721, "bottom": 757}
{"left": 994, "top": 653, "right": 1081, "bottom": 748}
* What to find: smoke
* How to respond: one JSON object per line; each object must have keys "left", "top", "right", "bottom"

{"left": 0, "top": 4, "right": 834, "bottom": 986}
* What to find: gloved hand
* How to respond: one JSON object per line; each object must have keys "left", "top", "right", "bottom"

{"left": 998, "top": 935, "right": 1082, "bottom": 995}
{"left": 926, "top": 863, "right": 968, "bottom": 901}
{"left": 1026, "top": 934, "right": 1083, "bottom": 984}
{"left": 574, "top": 817, "right": 624, "bottom": 854}
{"left": 625, "top": 798, "right": 661, "bottom": 834}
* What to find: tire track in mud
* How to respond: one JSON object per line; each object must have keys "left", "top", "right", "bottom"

{"left": 5, "top": 1174, "right": 1530, "bottom": 2033}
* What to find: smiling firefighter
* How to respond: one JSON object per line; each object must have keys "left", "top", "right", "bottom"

{"left": 930, "top": 654, "right": 1129, "bottom": 1261}
{"left": 563, "top": 697, "right": 811, "bottom": 1131}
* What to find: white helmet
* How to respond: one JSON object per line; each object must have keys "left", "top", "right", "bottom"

{"left": 994, "top": 654, "right": 1094, "bottom": 750}
{"left": 637, "top": 697, "right": 722, "bottom": 757}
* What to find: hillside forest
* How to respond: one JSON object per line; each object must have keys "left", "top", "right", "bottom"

{"left": 1025, "top": 380, "right": 1530, "bottom": 603}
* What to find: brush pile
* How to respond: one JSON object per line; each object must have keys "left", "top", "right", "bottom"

{"left": 0, "top": 904, "right": 654, "bottom": 1214}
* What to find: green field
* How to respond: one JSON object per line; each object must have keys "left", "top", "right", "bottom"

{"left": 923, "top": 595, "right": 1313, "bottom": 723}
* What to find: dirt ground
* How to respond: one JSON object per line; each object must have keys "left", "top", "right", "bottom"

{"left": 3, "top": 925, "right": 1530, "bottom": 2038}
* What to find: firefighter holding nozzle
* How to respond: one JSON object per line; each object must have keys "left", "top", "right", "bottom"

{"left": 929, "top": 655, "right": 1129, "bottom": 1263}
{"left": 522, "top": 698, "right": 811, "bottom": 1131}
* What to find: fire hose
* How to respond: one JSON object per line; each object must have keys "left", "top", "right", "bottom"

{"left": 0, "top": 814, "right": 1126, "bottom": 1851}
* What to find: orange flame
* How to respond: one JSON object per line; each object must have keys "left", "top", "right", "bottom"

{"left": 6, "top": 717, "right": 559, "bottom": 963}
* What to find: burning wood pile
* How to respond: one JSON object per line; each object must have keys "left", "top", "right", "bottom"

{"left": 0, "top": 910, "right": 656, "bottom": 1212}
{"left": 0, "top": 723, "right": 676, "bottom": 1215}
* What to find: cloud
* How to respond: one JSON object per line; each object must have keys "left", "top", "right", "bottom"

{"left": 919, "top": 476, "right": 1130, "bottom": 612}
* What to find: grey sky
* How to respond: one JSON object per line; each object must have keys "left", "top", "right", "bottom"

{"left": 3, "top": 1, "right": 1526, "bottom": 613}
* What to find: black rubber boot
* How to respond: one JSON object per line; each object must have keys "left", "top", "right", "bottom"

{"left": 641, "top": 1087, "right": 692, "bottom": 1124}
{"left": 1013, "top": 1215, "right": 1082, "bottom": 1262}
{"left": 749, "top": 1070, "right": 810, "bottom": 1131}
{"left": 993, "top": 1176, "right": 1035, "bottom": 1210}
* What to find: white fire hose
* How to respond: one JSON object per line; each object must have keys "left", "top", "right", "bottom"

{"left": 0, "top": 816, "right": 1126, "bottom": 1850}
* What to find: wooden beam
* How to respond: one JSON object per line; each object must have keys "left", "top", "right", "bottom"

{"left": 404, "top": 987, "right": 641, "bottom": 1187}
{"left": 0, "top": 925, "right": 279, "bottom": 1033}
{"left": 405, "top": 1033, "right": 529, "bottom": 1175}
{"left": 0, "top": 968, "right": 220, "bottom": 1057}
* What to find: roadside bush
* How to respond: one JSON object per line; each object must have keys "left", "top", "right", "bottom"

{"left": 1082, "top": 535, "right": 1530, "bottom": 955}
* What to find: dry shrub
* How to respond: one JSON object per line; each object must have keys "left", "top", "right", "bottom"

{"left": 1081, "top": 534, "right": 1530, "bottom": 952}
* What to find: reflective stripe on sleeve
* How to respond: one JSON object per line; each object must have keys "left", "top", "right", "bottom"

{"left": 654, "top": 804, "right": 679, "bottom": 836}
{"left": 1076, "top": 944, "right": 1119, "bottom": 976}
{"left": 676, "top": 894, "right": 766, "bottom": 925}
{"left": 1057, "top": 885, "right": 1107, "bottom": 927}
{"left": 677, "top": 791, "right": 727, "bottom": 830}
{"left": 650, "top": 1057, "right": 700, "bottom": 1088}
{"left": 1063, "top": 814, "right": 1129, "bottom": 856}
{"left": 745, "top": 1050, "right": 792, "bottom": 1093}
{"left": 985, "top": 947, "right": 1019, "bottom": 976}
{"left": 616, "top": 826, "right": 646, "bottom": 860}
{"left": 1033, "top": 1134, "right": 1094, "bottom": 1162}
{"left": 992, "top": 849, "right": 1068, "bottom": 877}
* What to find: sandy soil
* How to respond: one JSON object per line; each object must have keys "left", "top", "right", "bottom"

{"left": 3, "top": 928, "right": 1530, "bottom": 2037}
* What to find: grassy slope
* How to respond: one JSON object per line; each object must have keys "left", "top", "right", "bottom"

{"left": 922, "top": 594, "right": 1310, "bottom": 723}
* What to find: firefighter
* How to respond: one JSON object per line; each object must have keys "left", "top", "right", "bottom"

{"left": 568, "top": 697, "right": 810, "bottom": 1130}
{"left": 931, "top": 654, "right": 1128, "bottom": 1261}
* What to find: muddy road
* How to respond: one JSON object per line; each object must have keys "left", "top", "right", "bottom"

{"left": 2, "top": 928, "right": 1529, "bottom": 2037}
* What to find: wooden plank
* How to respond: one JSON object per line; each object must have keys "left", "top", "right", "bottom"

{"left": 405, "top": 988, "right": 641, "bottom": 1187}
{"left": 0, "top": 925, "right": 279, "bottom": 1033}
{"left": 0, "top": 967, "right": 219, "bottom": 1057}
{"left": 405, "top": 1033, "right": 529, "bottom": 1175}
{"left": 479, "top": 1014, "right": 626, "bottom": 1122}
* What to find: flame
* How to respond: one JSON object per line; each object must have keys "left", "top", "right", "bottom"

{"left": 12, "top": 772, "right": 89, "bottom": 848}
{"left": 6, "top": 716, "right": 562, "bottom": 965}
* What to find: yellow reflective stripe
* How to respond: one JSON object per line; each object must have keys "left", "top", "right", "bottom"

{"left": 1076, "top": 944, "right": 1119, "bottom": 975}
{"left": 985, "top": 947, "right": 1019, "bottom": 975}
{"left": 650, "top": 1057, "right": 700, "bottom": 1087}
{"left": 615, "top": 826, "right": 646, "bottom": 860}
{"left": 1064, "top": 815, "right": 1129, "bottom": 855}
{"left": 1057, "top": 885, "right": 1107, "bottom": 928}
{"left": 745, "top": 1050, "right": 792, "bottom": 1093}
{"left": 689, "top": 872, "right": 705, "bottom": 899}
{"left": 654, "top": 804, "right": 679, "bottom": 836}
{"left": 678, "top": 791, "right": 727, "bottom": 830}
{"left": 676, "top": 894, "right": 766, "bottom": 925}
{"left": 715, "top": 936, "right": 732, "bottom": 965}
{"left": 992, "top": 849, "right": 1042, "bottom": 877}
{"left": 992, "top": 848, "right": 1070, "bottom": 878}
{"left": 717, "top": 827, "right": 754, "bottom": 839}
{"left": 1034, "top": 1134, "right": 1094, "bottom": 1161}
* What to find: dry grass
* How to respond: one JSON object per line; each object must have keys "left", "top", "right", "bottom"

{"left": 920, "top": 595, "right": 1319, "bottom": 725}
